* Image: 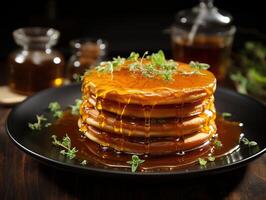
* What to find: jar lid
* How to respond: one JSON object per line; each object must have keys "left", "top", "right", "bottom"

{"left": 175, "top": 0, "right": 235, "bottom": 35}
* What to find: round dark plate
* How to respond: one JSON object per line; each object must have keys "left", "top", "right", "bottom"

{"left": 5, "top": 83, "right": 266, "bottom": 178}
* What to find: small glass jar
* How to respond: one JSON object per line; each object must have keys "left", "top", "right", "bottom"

{"left": 171, "top": 0, "right": 236, "bottom": 81}
{"left": 8, "top": 27, "right": 65, "bottom": 95}
{"left": 66, "top": 38, "right": 107, "bottom": 81}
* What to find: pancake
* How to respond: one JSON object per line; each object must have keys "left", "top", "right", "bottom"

{"left": 79, "top": 51, "right": 217, "bottom": 155}
{"left": 78, "top": 119, "right": 217, "bottom": 155}
{"left": 80, "top": 102, "right": 216, "bottom": 137}
{"left": 86, "top": 95, "right": 214, "bottom": 118}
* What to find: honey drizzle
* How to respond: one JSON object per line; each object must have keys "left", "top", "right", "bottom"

{"left": 52, "top": 112, "right": 242, "bottom": 172}
{"left": 143, "top": 105, "right": 153, "bottom": 154}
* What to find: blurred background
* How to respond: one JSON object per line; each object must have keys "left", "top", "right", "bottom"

{"left": 1, "top": 0, "right": 266, "bottom": 103}
{"left": 0, "top": 0, "right": 265, "bottom": 57}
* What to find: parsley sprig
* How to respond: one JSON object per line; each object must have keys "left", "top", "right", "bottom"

{"left": 28, "top": 115, "right": 50, "bottom": 131}
{"left": 127, "top": 155, "right": 145, "bottom": 172}
{"left": 51, "top": 134, "right": 78, "bottom": 159}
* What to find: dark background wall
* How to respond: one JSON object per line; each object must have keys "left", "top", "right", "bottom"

{"left": 0, "top": 0, "right": 265, "bottom": 59}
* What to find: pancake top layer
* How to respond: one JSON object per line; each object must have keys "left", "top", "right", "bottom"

{"left": 82, "top": 51, "right": 216, "bottom": 105}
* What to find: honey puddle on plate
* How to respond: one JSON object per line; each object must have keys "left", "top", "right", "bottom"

{"left": 50, "top": 111, "right": 241, "bottom": 172}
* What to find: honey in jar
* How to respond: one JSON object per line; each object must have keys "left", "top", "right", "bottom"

{"left": 171, "top": 0, "right": 235, "bottom": 81}
{"left": 67, "top": 38, "right": 107, "bottom": 82}
{"left": 8, "top": 27, "right": 65, "bottom": 95}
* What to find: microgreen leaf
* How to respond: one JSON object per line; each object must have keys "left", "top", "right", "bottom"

{"left": 214, "top": 140, "right": 223, "bottom": 149}
{"left": 241, "top": 137, "right": 258, "bottom": 147}
{"left": 198, "top": 158, "right": 207, "bottom": 166}
{"left": 81, "top": 160, "right": 87, "bottom": 166}
{"left": 222, "top": 112, "right": 232, "bottom": 118}
{"left": 150, "top": 50, "right": 166, "bottom": 66}
{"left": 128, "top": 52, "right": 140, "bottom": 61}
{"left": 127, "top": 155, "right": 145, "bottom": 172}
{"left": 208, "top": 156, "right": 215, "bottom": 162}
{"left": 189, "top": 61, "right": 210, "bottom": 70}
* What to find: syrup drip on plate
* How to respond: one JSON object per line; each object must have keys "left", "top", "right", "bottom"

{"left": 51, "top": 111, "right": 242, "bottom": 172}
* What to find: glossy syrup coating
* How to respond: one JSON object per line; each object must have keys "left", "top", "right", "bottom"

{"left": 82, "top": 61, "right": 216, "bottom": 105}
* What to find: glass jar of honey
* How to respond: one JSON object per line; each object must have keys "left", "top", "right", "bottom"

{"left": 8, "top": 27, "right": 65, "bottom": 95}
{"left": 66, "top": 38, "right": 107, "bottom": 82}
{"left": 171, "top": 0, "right": 236, "bottom": 81}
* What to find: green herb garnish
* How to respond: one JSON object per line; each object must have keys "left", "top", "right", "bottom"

{"left": 51, "top": 134, "right": 78, "bottom": 159}
{"left": 222, "top": 112, "right": 232, "bottom": 118}
{"left": 128, "top": 52, "right": 140, "bottom": 61}
{"left": 73, "top": 73, "right": 83, "bottom": 83}
{"left": 69, "top": 99, "right": 82, "bottom": 115}
{"left": 199, "top": 156, "right": 215, "bottom": 166}
{"left": 96, "top": 50, "right": 178, "bottom": 81}
{"left": 198, "top": 158, "right": 207, "bottom": 166}
{"left": 180, "top": 70, "right": 205, "bottom": 76}
{"left": 81, "top": 160, "right": 87, "bottom": 166}
{"left": 214, "top": 140, "right": 223, "bottom": 149}
{"left": 28, "top": 115, "right": 48, "bottom": 131}
{"left": 208, "top": 156, "right": 216, "bottom": 162}
{"left": 241, "top": 137, "right": 258, "bottom": 147}
{"left": 44, "top": 122, "right": 52, "bottom": 128}
{"left": 48, "top": 102, "right": 63, "bottom": 119}
{"left": 96, "top": 56, "right": 125, "bottom": 73}
{"left": 230, "top": 72, "right": 248, "bottom": 94}
{"left": 94, "top": 51, "right": 212, "bottom": 80}
{"left": 127, "top": 155, "right": 145, "bottom": 172}
{"left": 189, "top": 61, "right": 210, "bottom": 70}
{"left": 230, "top": 41, "right": 266, "bottom": 96}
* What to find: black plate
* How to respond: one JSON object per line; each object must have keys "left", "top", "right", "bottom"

{"left": 5, "top": 83, "right": 266, "bottom": 178}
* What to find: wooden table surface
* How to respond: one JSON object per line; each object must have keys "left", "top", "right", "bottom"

{"left": 0, "top": 64, "right": 265, "bottom": 200}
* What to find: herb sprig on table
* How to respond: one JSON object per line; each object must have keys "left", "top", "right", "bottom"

{"left": 230, "top": 41, "right": 266, "bottom": 97}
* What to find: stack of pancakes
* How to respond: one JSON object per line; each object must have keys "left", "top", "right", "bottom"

{"left": 79, "top": 60, "right": 217, "bottom": 155}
